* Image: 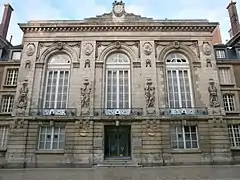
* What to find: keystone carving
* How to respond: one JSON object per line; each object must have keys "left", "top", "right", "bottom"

{"left": 143, "top": 42, "right": 153, "bottom": 56}
{"left": 208, "top": 79, "right": 220, "bottom": 108}
{"left": 75, "top": 119, "right": 90, "bottom": 137}
{"left": 173, "top": 41, "right": 180, "bottom": 49}
{"left": 202, "top": 42, "right": 212, "bottom": 56}
{"left": 26, "top": 43, "right": 35, "bottom": 56}
{"left": 84, "top": 43, "right": 93, "bottom": 56}
{"left": 16, "top": 80, "right": 29, "bottom": 116}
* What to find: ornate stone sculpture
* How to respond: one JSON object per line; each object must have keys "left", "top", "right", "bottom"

{"left": 75, "top": 119, "right": 90, "bottom": 137}
{"left": 208, "top": 79, "right": 220, "bottom": 107}
{"left": 112, "top": 0, "right": 125, "bottom": 17}
{"left": 144, "top": 79, "right": 155, "bottom": 108}
{"left": 143, "top": 42, "right": 153, "bottom": 56}
{"left": 16, "top": 80, "right": 29, "bottom": 116}
{"left": 206, "top": 59, "right": 212, "bottom": 67}
{"left": 146, "top": 59, "right": 151, "bottom": 67}
{"left": 84, "top": 59, "right": 90, "bottom": 68}
{"left": 25, "top": 60, "right": 31, "bottom": 68}
{"left": 56, "top": 42, "right": 64, "bottom": 50}
{"left": 26, "top": 43, "right": 35, "bottom": 56}
{"left": 84, "top": 43, "right": 93, "bottom": 56}
{"left": 173, "top": 41, "right": 180, "bottom": 49}
{"left": 80, "top": 79, "right": 91, "bottom": 114}
{"left": 146, "top": 119, "right": 158, "bottom": 136}
{"left": 202, "top": 42, "right": 212, "bottom": 56}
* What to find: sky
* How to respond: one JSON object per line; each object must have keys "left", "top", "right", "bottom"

{"left": 0, "top": 0, "right": 239, "bottom": 45}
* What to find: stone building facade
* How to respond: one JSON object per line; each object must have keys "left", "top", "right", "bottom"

{"left": 0, "top": 3, "right": 22, "bottom": 168}
{"left": 214, "top": 1, "right": 240, "bottom": 163}
{"left": 0, "top": 1, "right": 237, "bottom": 168}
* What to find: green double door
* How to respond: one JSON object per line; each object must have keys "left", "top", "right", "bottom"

{"left": 104, "top": 125, "right": 131, "bottom": 158}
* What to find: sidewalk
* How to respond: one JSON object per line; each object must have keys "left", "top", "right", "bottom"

{"left": 0, "top": 165, "right": 240, "bottom": 180}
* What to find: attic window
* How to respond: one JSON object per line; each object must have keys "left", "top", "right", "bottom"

{"left": 11, "top": 51, "right": 21, "bottom": 60}
{"left": 216, "top": 49, "right": 226, "bottom": 59}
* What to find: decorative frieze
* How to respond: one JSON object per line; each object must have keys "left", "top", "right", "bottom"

{"left": 20, "top": 25, "right": 216, "bottom": 34}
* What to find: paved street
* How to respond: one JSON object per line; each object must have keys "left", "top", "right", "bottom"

{"left": 0, "top": 165, "right": 240, "bottom": 180}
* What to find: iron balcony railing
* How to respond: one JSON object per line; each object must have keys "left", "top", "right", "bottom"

{"left": 93, "top": 108, "right": 143, "bottom": 116}
{"left": 159, "top": 107, "right": 208, "bottom": 116}
{"left": 29, "top": 108, "right": 77, "bottom": 116}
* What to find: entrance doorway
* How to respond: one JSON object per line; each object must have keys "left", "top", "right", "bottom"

{"left": 104, "top": 125, "right": 131, "bottom": 159}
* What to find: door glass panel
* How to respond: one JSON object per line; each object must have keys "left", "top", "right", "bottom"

{"left": 104, "top": 126, "right": 131, "bottom": 158}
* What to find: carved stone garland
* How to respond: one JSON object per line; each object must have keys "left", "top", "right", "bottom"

{"left": 75, "top": 119, "right": 90, "bottom": 137}
{"left": 16, "top": 80, "right": 29, "bottom": 116}
{"left": 80, "top": 79, "right": 92, "bottom": 115}
{"left": 208, "top": 79, "right": 220, "bottom": 108}
{"left": 146, "top": 119, "right": 158, "bottom": 136}
{"left": 144, "top": 79, "right": 155, "bottom": 114}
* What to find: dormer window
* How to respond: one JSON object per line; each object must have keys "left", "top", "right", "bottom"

{"left": 11, "top": 51, "right": 21, "bottom": 60}
{"left": 216, "top": 49, "right": 226, "bottom": 59}
{"left": 237, "top": 49, "right": 240, "bottom": 58}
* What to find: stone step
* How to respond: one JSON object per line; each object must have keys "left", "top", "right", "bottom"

{"left": 96, "top": 160, "right": 140, "bottom": 167}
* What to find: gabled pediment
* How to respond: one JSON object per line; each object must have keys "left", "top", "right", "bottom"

{"left": 84, "top": 0, "right": 153, "bottom": 23}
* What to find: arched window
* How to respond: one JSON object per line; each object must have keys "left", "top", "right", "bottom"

{"left": 44, "top": 53, "right": 71, "bottom": 109}
{"left": 166, "top": 53, "right": 193, "bottom": 108}
{"left": 105, "top": 53, "right": 131, "bottom": 110}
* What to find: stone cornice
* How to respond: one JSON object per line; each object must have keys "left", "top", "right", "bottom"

{"left": 19, "top": 22, "right": 218, "bottom": 33}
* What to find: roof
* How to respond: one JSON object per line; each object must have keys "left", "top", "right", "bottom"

{"left": 226, "top": 30, "right": 240, "bottom": 47}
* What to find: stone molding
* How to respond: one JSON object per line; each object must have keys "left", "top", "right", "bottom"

{"left": 98, "top": 42, "right": 138, "bottom": 63}
{"left": 157, "top": 43, "right": 199, "bottom": 64}
{"left": 38, "top": 42, "right": 79, "bottom": 65}
{"left": 20, "top": 24, "right": 216, "bottom": 33}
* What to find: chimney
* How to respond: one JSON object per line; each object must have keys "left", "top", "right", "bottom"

{"left": 227, "top": 1, "right": 240, "bottom": 37}
{"left": 0, "top": 4, "right": 14, "bottom": 39}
